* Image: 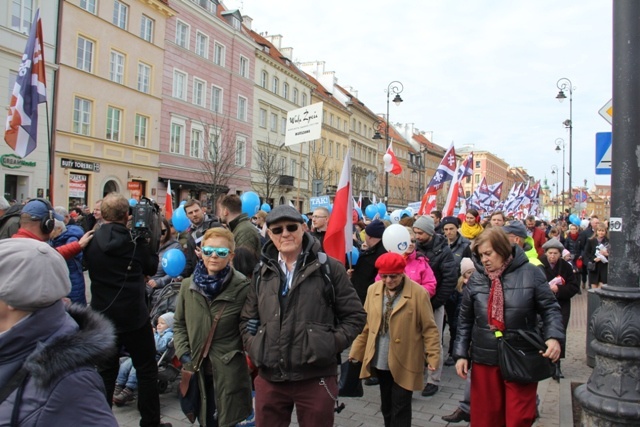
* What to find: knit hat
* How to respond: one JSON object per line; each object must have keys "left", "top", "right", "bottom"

{"left": 159, "top": 312, "right": 175, "bottom": 329}
{"left": 502, "top": 221, "right": 527, "bottom": 238}
{"left": 375, "top": 252, "right": 407, "bottom": 275}
{"left": 414, "top": 215, "right": 435, "bottom": 236}
{"left": 0, "top": 239, "right": 71, "bottom": 311}
{"left": 542, "top": 239, "right": 565, "bottom": 251}
{"left": 365, "top": 219, "right": 386, "bottom": 239}
{"left": 441, "top": 216, "right": 461, "bottom": 228}
{"left": 460, "top": 257, "right": 476, "bottom": 276}
{"left": 562, "top": 249, "right": 571, "bottom": 259}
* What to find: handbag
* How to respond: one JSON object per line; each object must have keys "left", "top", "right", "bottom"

{"left": 495, "top": 329, "right": 556, "bottom": 384}
{"left": 178, "top": 303, "right": 227, "bottom": 423}
{"left": 338, "top": 360, "right": 363, "bottom": 397}
{"left": 587, "top": 261, "right": 597, "bottom": 272}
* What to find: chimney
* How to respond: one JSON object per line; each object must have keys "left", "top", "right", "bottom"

{"left": 266, "top": 34, "right": 283, "bottom": 49}
{"left": 242, "top": 15, "right": 252, "bottom": 30}
{"left": 281, "top": 47, "right": 293, "bottom": 60}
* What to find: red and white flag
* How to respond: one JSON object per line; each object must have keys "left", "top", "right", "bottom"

{"left": 418, "top": 190, "right": 438, "bottom": 216}
{"left": 443, "top": 152, "right": 473, "bottom": 216}
{"left": 5, "top": 9, "right": 47, "bottom": 158}
{"left": 357, "top": 192, "right": 362, "bottom": 209}
{"left": 383, "top": 141, "right": 402, "bottom": 175}
{"left": 324, "top": 150, "right": 353, "bottom": 265}
{"left": 165, "top": 180, "right": 173, "bottom": 220}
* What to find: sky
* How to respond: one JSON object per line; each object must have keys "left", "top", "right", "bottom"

{"left": 224, "top": 0, "right": 613, "bottom": 190}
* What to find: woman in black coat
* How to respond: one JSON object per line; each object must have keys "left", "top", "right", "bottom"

{"left": 583, "top": 223, "right": 610, "bottom": 288}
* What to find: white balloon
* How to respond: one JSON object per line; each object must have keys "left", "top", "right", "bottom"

{"left": 390, "top": 209, "right": 403, "bottom": 224}
{"left": 405, "top": 206, "right": 415, "bottom": 215}
{"left": 383, "top": 153, "right": 392, "bottom": 165}
{"left": 382, "top": 224, "right": 412, "bottom": 255}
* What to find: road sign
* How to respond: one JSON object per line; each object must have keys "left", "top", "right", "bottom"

{"left": 595, "top": 132, "right": 612, "bottom": 175}
{"left": 599, "top": 99, "right": 612, "bottom": 125}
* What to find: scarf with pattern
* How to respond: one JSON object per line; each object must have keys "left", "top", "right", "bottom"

{"left": 193, "top": 261, "right": 230, "bottom": 300}
{"left": 486, "top": 255, "right": 513, "bottom": 331}
{"left": 380, "top": 279, "right": 404, "bottom": 335}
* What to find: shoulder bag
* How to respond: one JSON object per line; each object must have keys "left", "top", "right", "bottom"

{"left": 495, "top": 329, "right": 556, "bottom": 384}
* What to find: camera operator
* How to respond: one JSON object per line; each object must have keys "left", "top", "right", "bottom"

{"left": 84, "top": 192, "right": 171, "bottom": 427}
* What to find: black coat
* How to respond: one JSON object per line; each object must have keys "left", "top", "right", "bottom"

{"left": 351, "top": 241, "right": 387, "bottom": 303}
{"left": 452, "top": 245, "right": 565, "bottom": 366}
{"left": 416, "top": 233, "right": 458, "bottom": 310}
{"left": 539, "top": 256, "right": 580, "bottom": 330}
{"left": 564, "top": 232, "right": 581, "bottom": 260}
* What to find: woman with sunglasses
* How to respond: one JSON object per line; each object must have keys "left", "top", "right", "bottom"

{"left": 146, "top": 218, "right": 182, "bottom": 308}
{"left": 349, "top": 252, "right": 441, "bottom": 427}
{"left": 173, "top": 227, "right": 253, "bottom": 426}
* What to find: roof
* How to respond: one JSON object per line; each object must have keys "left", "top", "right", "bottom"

{"left": 411, "top": 132, "right": 446, "bottom": 155}
{"left": 247, "top": 30, "right": 310, "bottom": 81}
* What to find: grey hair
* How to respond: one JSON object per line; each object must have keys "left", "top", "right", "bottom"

{"left": 54, "top": 206, "right": 69, "bottom": 217}
{"left": 54, "top": 219, "right": 66, "bottom": 233}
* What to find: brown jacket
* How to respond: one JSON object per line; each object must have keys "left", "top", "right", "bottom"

{"left": 349, "top": 277, "right": 440, "bottom": 391}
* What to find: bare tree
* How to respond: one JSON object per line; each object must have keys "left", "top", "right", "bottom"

{"left": 309, "top": 141, "right": 330, "bottom": 182}
{"left": 253, "top": 137, "right": 286, "bottom": 203}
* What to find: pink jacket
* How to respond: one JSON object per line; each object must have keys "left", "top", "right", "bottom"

{"left": 376, "top": 251, "right": 437, "bottom": 297}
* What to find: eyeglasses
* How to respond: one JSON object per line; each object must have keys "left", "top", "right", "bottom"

{"left": 312, "top": 215, "right": 327, "bottom": 219}
{"left": 201, "top": 246, "right": 231, "bottom": 258}
{"left": 269, "top": 224, "right": 300, "bottom": 235}
{"left": 380, "top": 274, "right": 401, "bottom": 280}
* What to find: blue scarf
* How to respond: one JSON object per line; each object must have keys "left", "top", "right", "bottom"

{"left": 193, "top": 261, "right": 230, "bottom": 300}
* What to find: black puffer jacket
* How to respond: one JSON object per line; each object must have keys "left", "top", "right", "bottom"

{"left": 452, "top": 245, "right": 564, "bottom": 366}
{"left": 351, "top": 241, "right": 387, "bottom": 303}
{"left": 416, "top": 233, "right": 458, "bottom": 310}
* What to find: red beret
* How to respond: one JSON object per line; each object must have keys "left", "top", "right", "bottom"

{"left": 375, "top": 252, "right": 406, "bottom": 275}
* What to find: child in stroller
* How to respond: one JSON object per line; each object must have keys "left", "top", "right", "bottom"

{"left": 113, "top": 312, "right": 175, "bottom": 406}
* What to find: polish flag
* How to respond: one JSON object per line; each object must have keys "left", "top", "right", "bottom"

{"left": 165, "top": 180, "right": 173, "bottom": 220}
{"left": 418, "top": 189, "right": 438, "bottom": 215}
{"left": 383, "top": 141, "right": 402, "bottom": 175}
{"left": 324, "top": 150, "right": 353, "bottom": 266}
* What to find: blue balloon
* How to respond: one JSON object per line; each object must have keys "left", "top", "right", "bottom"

{"left": 180, "top": 200, "right": 187, "bottom": 206}
{"left": 569, "top": 214, "right": 581, "bottom": 226}
{"left": 260, "top": 203, "right": 271, "bottom": 213}
{"left": 301, "top": 214, "right": 309, "bottom": 224}
{"left": 240, "top": 192, "right": 261, "bottom": 217}
{"left": 129, "top": 198, "right": 138, "bottom": 207}
{"left": 365, "top": 204, "right": 378, "bottom": 219}
{"left": 383, "top": 214, "right": 391, "bottom": 221}
{"left": 377, "top": 202, "right": 387, "bottom": 217}
{"left": 349, "top": 246, "right": 359, "bottom": 265}
{"left": 162, "top": 248, "right": 186, "bottom": 277}
{"left": 172, "top": 206, "right": 190, "bottom": 232}
{"left": 328, "top": 204, "right": 333, "bottom": 214}
{"left": 354, "top": 206, "right": 363, "bottom": 220}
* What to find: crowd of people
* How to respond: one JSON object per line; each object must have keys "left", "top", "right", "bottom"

{"left": 0, "top": 192, "right": 608, "bottom": 426}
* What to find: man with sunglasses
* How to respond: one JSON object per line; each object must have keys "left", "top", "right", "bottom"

{"left": 241, "top": 205, "right": 365, "bottom": 427}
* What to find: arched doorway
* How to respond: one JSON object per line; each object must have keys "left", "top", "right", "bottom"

{"left": 103, "top": 180, "right": 119, "bottom": 197}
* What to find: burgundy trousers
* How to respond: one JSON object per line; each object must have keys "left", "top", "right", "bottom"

{"left": 254, "top": 375, "right": 337, "bottom": 427}
{"left": 470, "top": 363, "right": 538, "bottom": 427}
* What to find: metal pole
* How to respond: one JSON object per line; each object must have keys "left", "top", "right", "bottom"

{"left": 568, "top": 90, "right": 573, "bottom": 212}
{"left": 385, "top": 87, "right": 390, "bottom": 204}
{"left": 574, "top": 1, "right": 640, "bottom": 424}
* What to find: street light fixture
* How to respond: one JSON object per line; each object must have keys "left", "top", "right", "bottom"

{"left": 374, "top": 81, "right": 404, "bottom": 204}
{"left": 551, "top": 165, "right": 559, "bottom": 219}
{"left": 555, "top": 78, "right": 573, "bottom": 212}
{"left": 554, "top": 138, "right": 566, "bottom": 214}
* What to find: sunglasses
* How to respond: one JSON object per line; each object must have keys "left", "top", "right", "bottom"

{"left": 269, "top": 224, "right": 300, "bottom": 235}
{"left": 380, "top": 274, "right": 401, "bottom": 280}
{"left": 201, "top": 246, "right": 231, "bottom": 258}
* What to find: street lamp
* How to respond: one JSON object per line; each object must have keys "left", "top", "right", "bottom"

{"left": 373, "top": 81, "right": 404, "bottom": 204}
{"left": 554, "top": 138, "right": 566, "bottom": 214}
{"left": 555, "top": 78, "right": 573, "bottom": 212}
{"left": 551, "top": 165, "right": 559, "bottom": 218}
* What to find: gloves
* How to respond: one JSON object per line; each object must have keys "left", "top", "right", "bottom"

{"left": 245, "top": 319, "right": 260, "bottom": 336}
{"left": 179, "top": 353, "right": 192, "bottom": 365}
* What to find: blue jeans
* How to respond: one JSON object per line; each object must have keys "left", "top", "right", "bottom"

{"left": 116, "top": 357, "right": 138, "bottom": 390}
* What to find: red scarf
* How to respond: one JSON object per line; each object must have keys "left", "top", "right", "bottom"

{"left": 486, "top": 255, "right": 513, "bottom": 331}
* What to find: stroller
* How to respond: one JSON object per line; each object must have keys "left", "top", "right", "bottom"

{"left": 149, "top": 280, "right": 182, "bottom": 326}
{"left": 157, "top": 338, "right": 181, "bottom": 393}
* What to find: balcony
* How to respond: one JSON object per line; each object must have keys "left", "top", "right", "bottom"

{"left": 325, "top": 185, "right": 338, "bottom": 195}
{"left": 278, "top": 175, "right": 294, "bottom": 188}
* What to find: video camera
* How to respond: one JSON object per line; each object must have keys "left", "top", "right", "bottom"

{"left": 131, "top": 197, "right": 161, "bottom": 253}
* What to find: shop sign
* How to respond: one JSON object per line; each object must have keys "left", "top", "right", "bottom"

{"left": 60, "top": 158, "right": 100, "bottom": 172}
{"left": 69, "top": 173, "right": 87, "bottom": 198}
{"left": 127, "top": 181, "right": 141, "bottom": 190}
{"left": 1, "top": 154, "right": 36, "bottom": 169}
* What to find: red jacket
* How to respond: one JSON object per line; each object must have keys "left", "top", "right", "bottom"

{"left": 12, "top": 228, "right": 81, "bottom": 260}
{"left": 528, "top": 227, "right": 547, "bottom": 257}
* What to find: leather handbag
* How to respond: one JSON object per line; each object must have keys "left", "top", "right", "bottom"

{"left": 495, "top": 329, "right": 556, "bottom": 384}
{"left": 178, "top": 303, "right": 227, "bottom": 423}
{"left": 587, "top": 261, "right": 597, "bottom": 272}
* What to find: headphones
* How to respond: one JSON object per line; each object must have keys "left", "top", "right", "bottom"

{"left": 28, "top": 199, "right": 56, "bottom": 234}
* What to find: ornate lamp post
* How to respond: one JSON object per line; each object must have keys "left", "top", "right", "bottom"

{"left": 555, "top": 78, "right": 573, "bottom": 210}
{"left": 373, "top": 81, "right": 403, "bottom": 204}
{"left": 555, "top": 138, "right": 566, "bottom": 214}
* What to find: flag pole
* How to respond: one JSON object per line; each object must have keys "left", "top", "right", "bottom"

{"left": 46, "top": 101, "right": 53, "bottom": 201}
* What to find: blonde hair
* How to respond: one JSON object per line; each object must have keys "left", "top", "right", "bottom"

{"left": 456, "top": 269, "right": 474, "bottom": 292}
{"left": 203, "top": 227, "right": 235, "bottom": 252}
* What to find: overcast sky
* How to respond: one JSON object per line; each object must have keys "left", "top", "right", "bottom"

{"left": 225, "top": 0, "right": 613, "bottom": 190}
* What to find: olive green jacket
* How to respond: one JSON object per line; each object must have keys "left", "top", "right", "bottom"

{"left": 173, "top": 267, "right": 252, "bottom": 427}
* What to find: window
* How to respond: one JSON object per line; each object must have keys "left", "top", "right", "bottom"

{"left": 292, "top": 88, "right": 299, "bottom": 105}
{"left": 195, "top": 32, "right": 208, "bottom": 57}
{"left": 260, "top": 71, "right": 268, "bottom": 88}
{"left": 337, "top": 118, "right": 341, "bottom": 130}
{"left": 230, "top": 16, "right": 241, "bottom": 30}
{"left": 259, "top": 109, "right": 267, "bottom": 128}
{"left": 239, "top": 56, "right": 249, "bottom": 78}
{"left": 197, "top": 0, "right": 216, "bottom": 14}
{"left": 210, "top": 85, "right": 222, "bottom": 113}
{"left": 113, "top": 0, "right": 128, "bottom": 30}
{"left": 137, "top": 62, "right": 151, "bottom": 93}
{"left": 235, "top": 137, "right": 246, "bottom": 166}
{"left": 170, "top": 121, "right": 185, "bottom": 154}
{"left": 106, "top": 106, "right": 122, "bottom": 141}
{"left": 173, "top": 70, "right": 187, "bottom": 100}
{"left": 237, "top": 96, "right": 247, "bottom": 121}
{"left": 73, "top": 97, "right": 92, "bottom": 135}
{"left": 283, "top": 83, "right": 289, "bottom": 100}
{"left": 281, "top": 117, "right": 286, "bottom": 135}
{"left": 475, "top": 174, "right": 480, "bottom": 184}
{"left": 175, "top": 21, "right": 189, "bottom": 48}
{"left": 329, "top": 141, "right": 333, "bottom": 157}
{"left": 329, "top": 114, "right": 334, "bottom": 127}
{"left": 301, "top": 93, "right": 307, "bottom": 106}
{"left": 191, "top": 127, "right": 204, "bottom": 158}
{"left": 208, "top": 127, "right": 221, "bottom": 161}
{"left": 76, "top": 36, "right": 94, "bottom": 72}
{"left": 270, "top": 113, "right": 277, "bottom": 132}
{"left": 213, "top": 42, "right": 225, "bottom": 66}
{"left": 80, "top": 0, "right": 96, "bottom": 14}
{"left": 109, "top": 50, "right": 125, "bottom": 84}
{"left": 11, "top": 0, "right": 33, "bottom": 33}
{"left": 140, "top": 15, "right": 154, "bottom": 42}
{"left": 291, "top": 159, "right": 297, "bottom": 177}
{"left": 193, "top": 78, "right": 205, "bottom": 106}
{"left": 271, "top": 77, "right": 279, "bottom": 95}
{"left": 475, "top": 160, "right": 481, "bottom": 168}
{"left": 134, "top": 114, "right": 148, "bottom": 147}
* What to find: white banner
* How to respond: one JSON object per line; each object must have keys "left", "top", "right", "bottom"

{"left": 284, "top": 102, "right": 323, "bottom": 146}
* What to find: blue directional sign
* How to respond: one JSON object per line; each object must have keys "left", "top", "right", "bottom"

{"left": 595, "top": 132, "right": 612, "bottom": 175}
